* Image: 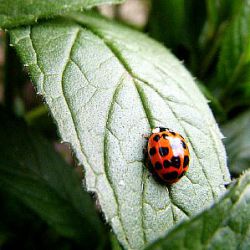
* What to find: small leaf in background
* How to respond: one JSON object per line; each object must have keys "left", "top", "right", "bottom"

{"left": 196, "top": 81, "right": 226, "bottom": 122}
{"left": 147, "top": 0, "right": 206, "bottom": 68}
{"left": 227, "top": 62, "right": 250, "bottom": 112}
{"left": 222, "top": 111, "right": 250, "bottom": 176}
{"left": 10, "top": 12, "right": 231, "bottom": 249}
{"left": 110, "top": 232, "right": 123, "bottom": 250}
{"left": 0, "top": 191, "right": 78, "bottom": 249}
{"left": 197, "top": 0, "right": 235, "bottom": 78}
{"left": 215, "top": 0, "right": 250, "bottom": 100}
{"left": 145, "top": 170, "right": 250, "bottom": 250}
{"left": 0, "top": 108, "right": 106, "bottom": 249}
{"left": 202, "top": 0, "right": 235, "bottom": 42}
{"left": 0, "top": 0, "right": 125, "bottom": 29}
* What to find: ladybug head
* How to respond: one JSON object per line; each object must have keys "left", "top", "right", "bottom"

{"left": 152, "top": 127, "right": 169, "bottom": 133}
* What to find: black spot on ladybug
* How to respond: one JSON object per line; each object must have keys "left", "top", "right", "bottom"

{"left": 153, "top": 135, "right": 160, "bottom": 142}
{"left": 163, "top": 171, "right": 178, "bottom": 181}
{"left": 159, "top": 147, "right": 169, "bottom": 156}
{"left": 162, "top": 134, "right": 169, "bottom": 140}
{"left": 163, "top": 160, "right": 171, "bottom": 168}
{"left": 181, "top": 141, "right": 187, "bottom": 149}
{"left": 171, "top": 156, "right": 181, "bottom": 168}
{"left": 178, "top": 171, "right": 186, "bottom": 179}
{"left": 184, "top": 156, "right": 189, "bottom": 167}
{"left": 155, "top": 161, "right": 163, "bottom": 170}
{"left": 159, "top": 127, "right": 167, "bottom": 132}
{"left": 149, "top": 147, "right": 156, "bottom": 156}
{"left": 170, "top": 131, "right": 176, "bottom": 136}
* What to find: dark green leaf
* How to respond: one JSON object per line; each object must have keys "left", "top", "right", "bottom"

{"left": 146, "top": 170, "right": 250, "bottom": 250}
{"left": 0, "top": 191, "right": 76, "bottom": 250}
{"left": 204, "top": 0, "right": 235, "bottom": 36}
{"left": 239, "top": 62, "right": 250, "bottom": 94}
{"left": 197, "top": 81, "right": 226, "bottom": 122}
{"left": 0, "top": 108, "right": 105, "bottom": 248}
{"left": 232, "top": 62, "right": 250, "bottom": 103}
{"left": 110, "top": 233, "right": 123, "bottom": 250}
{"left": 198, "top": 0, "right": 235, "bottom": 75}
{"left": 0, "top": 0, "right": 124, "bottom": 29}
{"left": 148, "top": 0, "right": 206, "bottom": 63}
{"left": 10, "top": 13, "right": 230, "bottom": 249}
{"left": 222, "top": 111, "right": 250, "bottom": 175}
{"left": 215, "top": 0, "right": 250, "bottom": 98}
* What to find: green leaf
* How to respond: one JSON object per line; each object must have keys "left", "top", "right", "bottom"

{"left": 10, "top": 13, "right": 230, "bottom": 249}
{"left": 198, "top": 0, "right": 235, "bottom": 72}
{"left": 0, "top": 0, "right": 124, "bottom": 29}
{"left": 204, "top": 0, "right": 235, "bottom": 35}
{"left": 148, "top": 0, "right": 206, "bottom": 48}
{"left": 222, "top": 111, "right": 250, "bottom": 175}
{"left": 110, "top": 233, "right": 123, "bottom": 250}
{"left": 145, "top": 170, "right": 250, "bottom": 250}
{"left": 148, "top": 0, "right": 206, "bottom": 59}
{"left": 0, "top": 191, "right": 71, "bottom": 249}
{"left": 216, "top": 0, "right": 250, "bottom": 97}
{"left": 228, "top": 62, "right": 250, "bottom": 106}
{"left": 0, "top": 108, "right": 105, "bottom": 248}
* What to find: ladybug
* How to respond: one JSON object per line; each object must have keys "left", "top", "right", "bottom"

{"left": 145, "top": 127, "right": 190, "bottom": 184}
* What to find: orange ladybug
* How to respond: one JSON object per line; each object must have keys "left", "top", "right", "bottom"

{"left": 146, "top": 127, "right": 190, "bottom": 184}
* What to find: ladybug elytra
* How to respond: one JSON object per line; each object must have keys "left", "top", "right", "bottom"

{"left": 146, "top": 127, "right": 190, "bottom": 184}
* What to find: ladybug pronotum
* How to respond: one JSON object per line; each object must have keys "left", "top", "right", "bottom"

{"left": 146, "top": 127, "right": 190, "bottom": 184}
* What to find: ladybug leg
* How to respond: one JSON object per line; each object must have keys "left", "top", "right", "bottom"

{"left": 144, "top": 153, "right": 154, "bottom": 174}
{"left": 143, "top": 149, "right": 150, "bottom": 173}
{"left": 142, "top": 134, "right": 149, "bottom": 155}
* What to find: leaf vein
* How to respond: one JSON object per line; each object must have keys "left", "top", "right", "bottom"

{"left": 29, "top": 26, "right": 45, "bottom": 94}
{"left": 59, "top": 28, "right": 103, "bottom": 176}
{"left": 103, "top": 76, "right": 134, "bottom": 248}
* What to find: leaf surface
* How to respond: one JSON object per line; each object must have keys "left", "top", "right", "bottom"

{"left": 0, "top": 0, "right": 124, "bottom": 29}
{"left": 145, "top": 170, "right": 250, "bottom": 250}
{"left": 0, "top": 108, "right": 105, "bottom": 248}
{"left": 10, "top": 13, "right": 230, "bottom": 249}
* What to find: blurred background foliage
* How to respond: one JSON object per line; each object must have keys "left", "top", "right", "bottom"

{"left": 0, "top": 0, "right": 249, "bottom": 249}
